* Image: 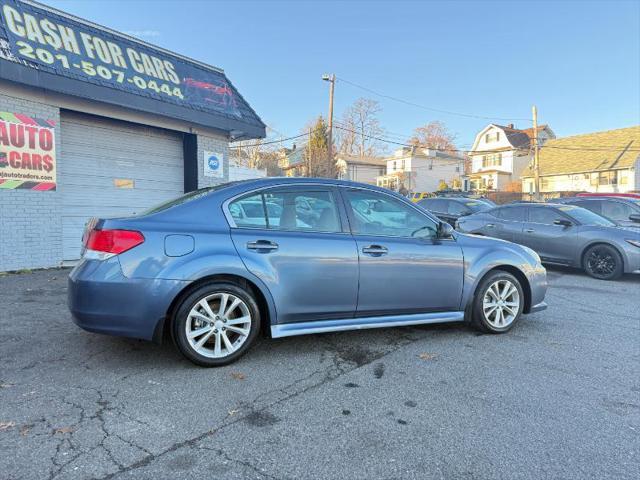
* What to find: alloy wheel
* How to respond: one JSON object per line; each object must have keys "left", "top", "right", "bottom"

{"left": 482, "top": 279, "right": 520, "bottom": 328}
{"left": 185, "top": 293, "right": 252, "bottom": 358}
{"left": 586, "top": 248, "right": 616, "bottom": 278}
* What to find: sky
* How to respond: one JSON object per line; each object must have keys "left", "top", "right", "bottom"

{"left": 41, "top": 0, "right": 640, "bottom": 150}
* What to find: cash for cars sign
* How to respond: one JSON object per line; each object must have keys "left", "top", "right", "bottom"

{"left": 0, "top": 111, "right": 56, "bottom": 190}
{"left": 0, "top": 0, "right": 242, "bottom": 118}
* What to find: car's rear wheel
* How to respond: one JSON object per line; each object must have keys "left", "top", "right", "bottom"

{"left": 472, "top": 271, "right": 524, "bottom": 333}
{"left": 173, "top": 282, "right": 260, "bottom": 367}
{"left": 582, "top": 244, "right": 623, "bottom": 280}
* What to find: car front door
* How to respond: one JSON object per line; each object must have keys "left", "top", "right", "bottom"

{"left": 228, "top": 186, "right": 359, "bottom": 324}
{"left": 521, "top": 206, "right": 577, "bottom": 263}
{"left": 342, "top": 188, "right": 464, "bottom": 316}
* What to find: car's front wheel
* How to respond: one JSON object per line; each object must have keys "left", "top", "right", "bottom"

{"left": 472, "top": 271, "right": 524, "bottom": 333}
{"left": 173, "top": 282, "right": 261, "bottom": 367}
{"left": 582, "top": 244, "right": 623, "bottom": 280}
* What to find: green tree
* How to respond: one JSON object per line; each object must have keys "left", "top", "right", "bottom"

{"left": 304, "top": 116, "right": 336, "bottom": 178}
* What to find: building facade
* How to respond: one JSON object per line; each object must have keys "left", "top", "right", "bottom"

{"left": 0, "top": 0, "right": 265, "bottom": 271}
{"left": 468, "top": 123, "right": 554, "bottom": 191}
{"left": 376, "top": 147, "right": 464, "bottom": 193}
{"left": 335, "top": 154, "right": 386, "bottom": 185}
{"left": 521, "top": 126, "right": 640, "bottom": 194}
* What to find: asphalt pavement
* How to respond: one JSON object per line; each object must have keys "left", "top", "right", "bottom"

{"left": 0, "top": 266, "right": 638, "bottom": 480}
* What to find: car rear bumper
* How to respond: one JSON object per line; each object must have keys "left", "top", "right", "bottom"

{"left": 68, "top": 257, "right": 188, "bottom": 341}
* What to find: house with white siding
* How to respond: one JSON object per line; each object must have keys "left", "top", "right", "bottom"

{"left": 376, "top": 146, "right": 464, "bottom": 193}
{"left": 468, "top": 123, "right": 555, "bottom": 191}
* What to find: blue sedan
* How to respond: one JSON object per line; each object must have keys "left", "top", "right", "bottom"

{"left": 69, "top": 178, "right": 547, "bottom": 366}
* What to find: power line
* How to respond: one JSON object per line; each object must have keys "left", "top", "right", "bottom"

{"left": 336, "top": 76, "right": 532, "bottom": 122}
{"left": 229, "top": 130, "right": 319, "bottom": 149}
{"left": 334, "top": 124, "right": 640, "bottom": 154}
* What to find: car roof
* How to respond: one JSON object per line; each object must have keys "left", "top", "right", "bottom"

{"left": 500, "top": 202, "right": 563, "bottom": 208}
{"left": 557, "top": 196, "right": 636, "bottom": 203}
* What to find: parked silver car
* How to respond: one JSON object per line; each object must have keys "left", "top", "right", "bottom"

{"left": 553, "top": 196, "right": 640, "bottom": 228}
{"left": 457, "top": 203, "right": 640, "bottom": 280}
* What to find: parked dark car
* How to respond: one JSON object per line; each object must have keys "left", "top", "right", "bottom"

{"left": 68, "top": 178, "right": 547, "bottom": 367}
{"left": 417, "top": 197, "right": 494, "bottom": 226}
{"left": 554, "top": 196, "right": 640, "bottom": 228}
{"left": 457, "top": 203, "right": 640, "bottom": 280}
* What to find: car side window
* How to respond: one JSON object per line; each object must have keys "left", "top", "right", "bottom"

{"left": 229, "top": 190, "right": 341, "bottom": 232}
{"left": 418, "top": 198, "right": 445, "bottom": 212}
{"left": 447, "top": 201, "right": 468, "bottom": 215}
{"left": 345, "top": 189, "right": 438, "bottom": 239}
{"left": 600, "top": 201, "right": 633, "bottom": 221}
{"left": 573, "top": 200, "right": 601, "bottom": 215}
{"left": 498, "top": 206, "right": 526, "bottom": 222}
{"left": 529, "top": 207, "right": 562, "bottom": 225}
{"left": 263, "top": 190, "right": 341, "bottom": 233}
{"left": 229, "top": 194, "right": 267, "bottom": 228}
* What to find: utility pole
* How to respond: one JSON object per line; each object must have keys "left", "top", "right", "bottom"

{"left": 307, "top": 126, "right": 312, "bottom": 177}
{"left": 322, "top": 74, "right": 335, "bottom": 176}
{"left": 532, "top": 105, "right": 541, "bottom": 201}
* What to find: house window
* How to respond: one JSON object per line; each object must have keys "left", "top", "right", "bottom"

{"left": 598, "top": 171, "right": 617, "bottom": 185}
{"left": 482, "top": 153, "right": 502, "bottom": 167}
{"left": 485, "top": 131, "right": 500, "bottom": 143}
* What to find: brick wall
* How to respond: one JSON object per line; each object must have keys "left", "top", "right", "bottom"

{"left": 0, "top": 93, "right": 62, "bottom": 271}
{"left": 197, "top": 133, "right": 229, "bottom": 188}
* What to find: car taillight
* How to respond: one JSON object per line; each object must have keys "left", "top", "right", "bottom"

{"left": 85, "top": 229, "right": 145, "bottom": 255}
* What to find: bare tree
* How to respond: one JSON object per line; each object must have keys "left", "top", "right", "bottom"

{"left": 229, "top": 125, "right": 283, "bottom": 176}
{"left": 408, "top": 121, "right": 458, "bottom": 154}
{"left": 337, "top": 98, "right": 385, "bottom": 157}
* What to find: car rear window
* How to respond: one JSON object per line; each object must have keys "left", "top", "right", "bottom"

{"left": 144, "top": 183, "right": 236, "bottom": 215}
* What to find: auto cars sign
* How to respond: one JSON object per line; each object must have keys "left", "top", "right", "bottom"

{"left": 0, "top": 111, "right": 56, "bottom": 190}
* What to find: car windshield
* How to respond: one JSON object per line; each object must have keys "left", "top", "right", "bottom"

{"left": 558, "top": 205, "right": 616, "bottom": 226}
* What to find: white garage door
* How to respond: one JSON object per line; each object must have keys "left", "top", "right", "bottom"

{"left": 60, "top": 111, "right": 184, "bottom": 260}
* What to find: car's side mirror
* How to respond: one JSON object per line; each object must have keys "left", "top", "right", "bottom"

{"left": 437, "top": 221, "right": 454, "bottom": 238}
{"left": 628, "top": 213, "right": 640, "bottom": 223}
{"left": 554, "top": 219, "right": 572, "bottom": 227}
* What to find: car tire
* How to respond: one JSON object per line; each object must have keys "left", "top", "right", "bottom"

{"left": 472, "top": 271, "right": 524, "bottom": 334}
{"left": 582, "top": 244, "right": 623, "bottom": 280}
{"left": 173, "top": 282, "right": 261, "bottom": 367}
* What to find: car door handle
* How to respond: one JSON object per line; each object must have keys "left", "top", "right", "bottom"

{"left": 486, "top": 223, "right": 495, "bottom": 228}
{"left": 246, "top": 240, "right": 279, "bottom": 251}
{"left": 524, "top": 228, "right": 535, "bottom": 233}
{"left": 362, "top": 245, "right": 388, "bottom": 256}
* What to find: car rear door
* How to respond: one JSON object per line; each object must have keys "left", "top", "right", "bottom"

{"left": 521, "top": 206, "right": 577, "bottom": 263}
{"left": 342, "top": 188, "right": 464, "bottom": 316}
{"left": 485, "top": 206, "right": 526, "bottom": 242}
{"left": 228, "top": 186, "right": 359, "bottom": 324}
